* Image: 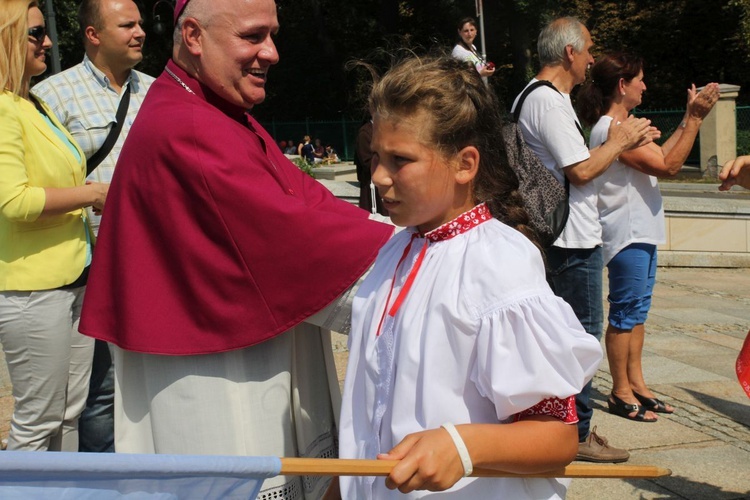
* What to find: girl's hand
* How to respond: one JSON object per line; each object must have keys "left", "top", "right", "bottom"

{"left": 377, "top": 428, "right": 465, "bottom": 493}
{"left": 687, "top": 82, "right": 719, "bottom": 120}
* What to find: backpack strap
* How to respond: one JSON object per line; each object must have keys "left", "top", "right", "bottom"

{"left": 512, "top": 79, "right": 584, "bottom": 195}
{"left": 513, "top": 80, "right": 587, "bottom": 143}
{"left": 512, "top": 80, "right": 560, "bottom": 123}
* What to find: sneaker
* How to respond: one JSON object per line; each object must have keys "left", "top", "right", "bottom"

{"left": 575, "top": 426, "right": 630, "bottom": 463}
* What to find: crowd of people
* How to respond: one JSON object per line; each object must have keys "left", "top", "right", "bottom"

{"left": 285, "top": 135, "right": 339, "bottom": 164}
{"left": 1, "top": 0, "right": 747, "bottom": 498}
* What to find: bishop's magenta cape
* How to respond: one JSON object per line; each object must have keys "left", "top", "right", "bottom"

{"left": 79, "top": 60, "right": 392, "bottom": 355}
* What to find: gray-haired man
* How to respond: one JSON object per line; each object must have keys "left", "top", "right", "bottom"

{"left": 511, "top": 17, "right": 656, "bottom": 463}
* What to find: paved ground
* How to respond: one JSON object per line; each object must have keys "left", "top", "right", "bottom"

{"left": 1, "top": 267, "right": 748, "bottom": 498}
{"left": 567, "top": 268, "right": 750, "bottom": 499}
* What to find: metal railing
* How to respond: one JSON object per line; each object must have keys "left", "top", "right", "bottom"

{"left": 258, "top": 118, "right": 362, "bottom": 161}
{"left": 737, "top": 105, "right": 750, "bottom": 156}
{"left": 633, "top": 108, "right": 700, "bottom": 164}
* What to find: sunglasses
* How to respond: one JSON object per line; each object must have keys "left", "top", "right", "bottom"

{"left": 28, "top": 26, "right": 47, "bottom": 45}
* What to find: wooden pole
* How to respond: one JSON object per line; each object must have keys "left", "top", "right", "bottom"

{"left": 279, "top": 458, "right": 671, "bottom": 479}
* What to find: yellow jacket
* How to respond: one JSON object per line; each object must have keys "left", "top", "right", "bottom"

{"left": 0, "top": 90, "right": 89, "bottom": 291}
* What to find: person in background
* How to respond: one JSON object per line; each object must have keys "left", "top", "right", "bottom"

{"left": 284, "top": 138, "right": 297, "bottom": 155}
{"left": 330, "top": 54, "right": 601, "bottom": 499}
{"left": 78, "top": 0, "right": 391, "bottom": 498}
{"left": 577, "top": 53, "right": 718, "bottom": 422}
{"left": 511, "top": 16, "right": 656, "bottom": 463}
{"left": 0, "top": 0, "right": 108, "bottom": 451}
{"left": 299, "top": 134, "right": 314, "bottom": 162}
{"left": 313, "top": 137, "right": 325, "bottom": 162}
{"left": 324, "top": 145, "right": 338, "bottom": 162}
{"left": 451, "top": 17, "right": 494, "bottom": 79}
{"left": 32, "top": 0, "right": 154, "bottom": 454}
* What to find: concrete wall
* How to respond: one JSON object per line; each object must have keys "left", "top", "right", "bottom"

{"left": 659, "top": 185, "right": 750, "bottom": 267}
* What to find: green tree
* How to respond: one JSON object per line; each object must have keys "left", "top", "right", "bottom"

{"left": 38, "top": 0, "right": 750, "bottom": 119}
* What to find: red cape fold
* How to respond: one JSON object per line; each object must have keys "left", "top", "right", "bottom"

{"left": 738, "top": 330, "right": 750, "bottom": 399}
{"left": 79, "top": 60, "right": 393, "bottom": 355}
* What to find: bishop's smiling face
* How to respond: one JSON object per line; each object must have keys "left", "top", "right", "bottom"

{"left": 194, "top": 0, "right": 279, "bottom": 109}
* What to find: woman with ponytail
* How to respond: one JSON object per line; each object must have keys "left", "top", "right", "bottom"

{"left": 577, "top": 53, "right": 719, "bottom": 422}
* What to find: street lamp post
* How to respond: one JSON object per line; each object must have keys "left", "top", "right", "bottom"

{"left": 475, "top": 0, "right": 486, "bottom": 63}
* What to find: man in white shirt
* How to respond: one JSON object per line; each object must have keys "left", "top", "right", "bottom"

{"left": 32, "top": 0, "right": 155, "bottom": 453}
{"left": 511, "top": 17, "right": 655, "bottom": 463}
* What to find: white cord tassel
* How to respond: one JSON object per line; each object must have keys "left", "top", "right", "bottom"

{"left": 369, "top": 181, "right": 377, "bottom": 215}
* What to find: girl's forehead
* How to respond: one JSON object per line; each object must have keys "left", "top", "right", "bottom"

{"left": 374, "top": 109, "right": 429, "bottom": 133}
{"left": 376, "top": 114, "right": 432, "bottom": 146}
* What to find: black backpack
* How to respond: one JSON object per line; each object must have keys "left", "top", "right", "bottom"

{"left": 503, "top": 80, "right": 571, "bottom": 247}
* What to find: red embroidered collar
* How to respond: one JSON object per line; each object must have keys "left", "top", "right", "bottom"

{"left": 376, "top": 204, "right": 491, "bottom": 336}
{"left": 423, "top": 203, "right": 492, "bottom": 242}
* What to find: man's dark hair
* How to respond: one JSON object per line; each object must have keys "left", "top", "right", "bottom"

{"left": 78, "top": 0, "right": 104, "bottom": 40}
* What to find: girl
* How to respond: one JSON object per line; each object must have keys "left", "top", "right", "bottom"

{"left": 576, "top": 54, "right": 718, "bottom": 422}
{"left": 332, "top": 55, "right": 602, "bottom": 498}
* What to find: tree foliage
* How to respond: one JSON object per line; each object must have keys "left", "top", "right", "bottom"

{"left": 39, "top": 0, "right": 750, "bottom": 121}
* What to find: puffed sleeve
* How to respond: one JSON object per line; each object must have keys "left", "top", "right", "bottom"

{"left": 0, "top": 96, "right": 46, "bottom": 222}
{"left": 470, "top": 291, "right": 602, "bottom": 422}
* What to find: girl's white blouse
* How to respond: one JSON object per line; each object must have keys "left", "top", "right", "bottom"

{"left": 339, "top": 207, "right": 603, "bottom": 499}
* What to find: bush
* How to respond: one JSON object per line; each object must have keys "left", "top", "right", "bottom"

{"left": 290, "top": 157, "right": 315, "bottom": 178}
{"left": 737, "top": 129, "right": 750, "bottom": 156}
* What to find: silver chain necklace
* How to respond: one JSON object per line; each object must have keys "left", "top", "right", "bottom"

{"left": 165, "top": 66, "right": 196, "bottom": 95}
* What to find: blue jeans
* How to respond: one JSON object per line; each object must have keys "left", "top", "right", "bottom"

{"left": 77, "top": 339, "right": 114, "bottom": 452}
{"left": 546, "top": 245, "right": 603, "bottom": 442}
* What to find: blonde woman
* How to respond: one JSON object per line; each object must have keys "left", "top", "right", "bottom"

{"left": 0, "top": 0, "right": 108, "bottom": 451}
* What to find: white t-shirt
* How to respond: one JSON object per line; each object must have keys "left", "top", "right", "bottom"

{"left": 452, "top": 43, "right": 484, "bottom": 72}
{"left": 512, "top": 79, "right": 602, "bottom": 248}
{"left": 590, "top": 115, "right": 665, "bottom": 265}
{"left": 339, "top": 205, "right": 603, "bottom": 499}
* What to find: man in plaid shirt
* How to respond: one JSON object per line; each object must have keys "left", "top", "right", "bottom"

{"left": 32, "top": 0, "right": 155, "bottom": 453}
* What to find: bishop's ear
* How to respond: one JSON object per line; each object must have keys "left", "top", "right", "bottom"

{"left": 180, "top": 17, "right": 204, "bottom": 56}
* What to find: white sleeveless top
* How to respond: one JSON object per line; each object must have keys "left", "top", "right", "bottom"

{"left": 590, "top": 115, "right": 666, "bottom": 265}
